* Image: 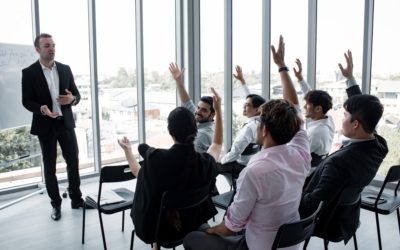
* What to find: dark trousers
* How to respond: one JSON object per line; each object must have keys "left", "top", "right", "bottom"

{"left": 217, "top": 161, "right": 245, "bottom": 187}
{"left": 38, "top": 120, "right": 82, "bottom": 207}
{"left": 183, "top": 231, "right": 248, "bottom": 250}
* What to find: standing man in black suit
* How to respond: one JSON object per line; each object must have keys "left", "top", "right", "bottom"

{"left": 22, "top": 33, "right": 84, "bottom": 221}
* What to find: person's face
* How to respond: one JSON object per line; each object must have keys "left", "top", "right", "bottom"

{"left": 341, "top": 109, "right": 357, "bottom": 138}
{"left": 303, "top": 101, "right": 319, "bottom": 119}
{"left": 36, "top": 37, "right": 55, "bottom": 62}
{"left": 255, "top": 117, "right": 264, "bottom": 145}
{"left": 195, "top": 101, "right": 213, "bottom": 123}
{"left": 243, "top": 98, "right": 259, "bottom": 118}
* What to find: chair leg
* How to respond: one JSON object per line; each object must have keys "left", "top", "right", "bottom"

{"left": 130, "top": 229, "right": 135, "bottom": 250}
{"left": 303, "top": 237, "right": 310, "bottom": 250}
{"left": 353, "top": 233, "right": 358, "bottom": 250}
{"left": 82, "top": 202, "right": 86, "bottom": 244}
{"left": 122, "top": 210, "right": 125, "bottom": 232}
{"left": 374, "top": 212, "right": 382, "bottom": 250}
{"left": 397, "top": 208, "right": 400, "bottom": 235}
{"left": 98, "top": 211, "right": 107, "bottom": 250}
{"left": 323, "top": 239, "right": 329, "bottom": 250}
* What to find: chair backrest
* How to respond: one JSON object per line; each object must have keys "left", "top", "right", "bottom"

{"left": 271, "top": 202, "right": 323, "bottom": 250}
{"left": 100, "top": 164, "right": 135, "bottom": 183}
{"left": 374, "top": 165, "right": 400, "bottom": 203}
{"left": 241, "top": 142, "right": 261, "bottom": 156}
{"left": 154, "top": 184, "right": 211, "bottom": 245}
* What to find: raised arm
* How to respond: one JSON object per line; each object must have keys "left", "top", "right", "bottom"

{"left": 207, "top": 87, "right": 223, "bottom": 161}
{"left": 117, "top": 137, "right": 141, "bottom": 177}
{"left": 338, "top": 50, "right": 361, "bottom": 97}
{"left": 169, "top": 62, "right": 191, "bottom": 104}
{"left": 233, "top": 65, "right": 251, "bottom": 96}
{"left": 294, "top": 58, "right": 312, "bottom": 94}
{"left": 271, "top": 35, "right": 299, "bottom": 105}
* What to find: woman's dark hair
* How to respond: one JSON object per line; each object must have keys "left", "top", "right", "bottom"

{"left": 259, "top": 99, "right": 301, "bottom": 145}
{"left": 167, "top": 107, "right": 198, "bottom": 143}
{"left": 344, "top": 94, "right": 383, "bottom": 133}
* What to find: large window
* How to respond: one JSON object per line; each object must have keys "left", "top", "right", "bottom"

{"left": 143, "top": 0, "right": 175, "bottom": 148}
{"left": 372, "top": 0, "right": 400, "bottom": 176}
{"left": 316, "top": 0, "right": 364, "bottom": 152}
{"left": 96, "top": 0, "right": 138, "bottom": 163}
{"left": 40, "top": 0, "right": 94, "bottom": 177}
{"left": 232, "top": 0, "right": 262, "bottom": 137}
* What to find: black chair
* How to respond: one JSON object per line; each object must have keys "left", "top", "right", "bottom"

{"left": 81, "top": 164, "right": 136, "bottom": 250}
{"left": 212, "top": 189, "right": 235, "bottom": 211}
{"left": 271, "top": 202, "right": 323, "bottom": 250}
{"left": 361, "top": 165, "right": 400, "bottom": 250}
{"left": 154, "top": 184, "right": 212, "bottom": 250}
{"left": 303, "top": 187, "right": 360, "bottom": 250}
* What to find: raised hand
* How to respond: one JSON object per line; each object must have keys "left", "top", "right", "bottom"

{"left": 233, "top": 65, "right": 245, "bottom": 85}
{"left": 338, "top": 50, "right": 354, "bottom": 80}
{"left": 271, "top": 35, "right": 286, "bottom": 68}
{"left": 169, "top": 62, "right": 185, "bottom": 82}
{"left": 210, "top": 87, "right": 221, "bottom": 112}
{"left": 117, "top": 136, "right": 132, "bottom": 151}
{"left": 293, "top": 58, "right": 304, "bottom": 82}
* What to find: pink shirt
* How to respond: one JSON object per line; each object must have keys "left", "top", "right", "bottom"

{"left": 225, "top": 128, "right": 311, "bottom": 250}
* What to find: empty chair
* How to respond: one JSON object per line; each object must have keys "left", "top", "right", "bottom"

{"left": 81, "top": 164, "right": 135, "bottom": 250}
{"left": 271, "top": 202, "right": 323, "bottom": 250}
{"left": 361, "top": 164, "right": 400, "bottom": 250}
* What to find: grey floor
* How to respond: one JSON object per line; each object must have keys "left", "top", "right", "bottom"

{"left": 0, "top": 176, "right": 399, "bottom": 250}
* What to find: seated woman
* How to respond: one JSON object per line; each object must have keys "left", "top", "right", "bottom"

{"left": 117, "top": 88, "right": 222, "bottom": 248}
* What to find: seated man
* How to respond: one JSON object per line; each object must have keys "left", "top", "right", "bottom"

{"left": 293, "top": 59, "right": 335, "bottom": 167}
{"left": 118, "top": 88, "right": 222, "bottom": 247}
{"left": 299, "top": 50, "right": 388, "bottom": 243}
{"left": 183, "top": 35, "right": 311, "bottom": 250}
{"left": 218, "top": 65, "right": 266, "bottom": 178}
{"left": 169, "top": 63, "right": 214, "bottom": 153}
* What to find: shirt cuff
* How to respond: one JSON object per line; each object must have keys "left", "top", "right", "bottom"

{"left": 346, "top": 78, "right": 357, "bottom": 88}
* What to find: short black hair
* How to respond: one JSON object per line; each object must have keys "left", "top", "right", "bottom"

{"left": 259, "top": 99, "right": 301, "bottom": 145}
{"left": 200, "top": 96, "right": 214, "bottom": 113}
{"left": 167, "top": 107, "right": 198, "bottom": 143}
{"left": 304, "top": 90, "right": 333, "bottom": 114}
{"left": 344, "top": 94, "right": 383, "bottom": 133}
{"left": 246, "top": 94, "right": 266, "bottom": 108}
{"left": 34, "top": 33, "right": 52, "bottom": 48}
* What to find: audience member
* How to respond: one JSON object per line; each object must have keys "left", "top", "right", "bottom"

{"left": 118, "top": 88, "right": 222, "bottom": 248}
{"left": 293, "top": 59, "right": 335, "bottom": 167}
{"left": 183, "top": 35, "right": 311, "bottom": 250}
{"left": 299, "top": 50, "right": 388, "bottom": 243}
{"left": 169, "top": 63, "right": 214, "bottom": 153}
{"left": 218, "top": 65, "right": 266, "bottom": 180}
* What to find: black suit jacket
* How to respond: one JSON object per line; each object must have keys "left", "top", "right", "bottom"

{"left": 300, "top": 84, "right": 389, "bottom": 242}
{"left": 22, "top": 60, "right": 80, "bottom": 136}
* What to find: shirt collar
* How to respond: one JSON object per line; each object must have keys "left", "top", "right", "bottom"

{"left": 39, "top": 60, "right": 56, "bottom": 70}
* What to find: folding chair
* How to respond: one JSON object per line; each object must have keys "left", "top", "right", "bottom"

{"left": 271, "top": 202, "right": 323, "bottom": 250}
{"left": 303, "top": 187, "right": 360, "bottom": 250}
{"left": 361, "top": 164, "right": 400, "bottom": 250}
{"left": 154, "top": 184, "right": 212, "bottom": 250}
{"left": 81, "top": 164, "right": 135, "bottom": 250}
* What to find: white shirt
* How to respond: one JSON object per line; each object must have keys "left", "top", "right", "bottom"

{"left": 40, "top": 62, "right": 62, "bottom": 116}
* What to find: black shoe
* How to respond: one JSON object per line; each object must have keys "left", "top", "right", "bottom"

{"left": 51, "top": 206, "right": 61, "bottom": 221}
{"left": 71, "top": 199, "right": 94, "bottom": 209}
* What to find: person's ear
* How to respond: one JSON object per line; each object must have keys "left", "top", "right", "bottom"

{"left": 315, "top": 105, "right": 322, "bottom": 113}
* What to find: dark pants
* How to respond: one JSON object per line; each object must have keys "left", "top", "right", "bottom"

{"left": 183, "top": 231, "right": 248, "bottom": 250}
{"left": 217, "top": 162, "right": 245, "bottom": 187}
{"left": 38, "top": 119, "right": 82, "bottom": 207}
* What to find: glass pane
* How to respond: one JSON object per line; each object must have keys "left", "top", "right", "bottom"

{"left": 372, "top": 0, "right": 400, "bottom": 176}
{"left": 271, "top": 0, "right": 308, "bottom": 100}
{"left": 39, "top": 0, "right": 94, "bottom": 178}
{"left": 232, "top": 0, "right": 262, "bottom": 137}
{"left": 201, "top": 0, "right": 224, "bottom": 95}
{"left": 316, "top": 0, "right": 364, "bottom": 152}
{"left": 0, "top": 0, "right": 39, "bottom": 190}
{"left": 96, "top": 0, "right": 138, "bottom": 162}
{"left": 143, "top": 0, "right": 175, "bottom": 148}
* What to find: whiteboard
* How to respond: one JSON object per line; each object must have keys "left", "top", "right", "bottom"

{"left": 0, "top": 43, "right": 38, "bottom": 130}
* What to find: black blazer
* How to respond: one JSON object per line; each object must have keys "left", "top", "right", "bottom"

{"left": 22, "top": 60, "right": 80, "bottom": 135}
{"left": 300, "top": 84, "right": 389, "bottom": 242}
